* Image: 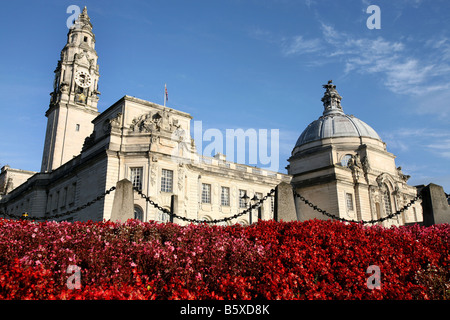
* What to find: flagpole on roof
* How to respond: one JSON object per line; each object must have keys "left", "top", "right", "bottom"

{"left": 164, "top": 83, "right": 167, "bottom": 107}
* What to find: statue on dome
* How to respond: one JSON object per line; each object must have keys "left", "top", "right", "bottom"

{"left": 321, "top": 80, "right": 343, "bottom": 113}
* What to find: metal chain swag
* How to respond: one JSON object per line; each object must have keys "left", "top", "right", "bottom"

{"left": 134, "top": 187, "right": 275, "bottom": 224}
{"left": 0, "top": 184, "right": 421, "bottom": 225}
{"left": 293, "top": 189, "right": 422, "bottom": 224}
{"left": 0, "top": 186, "right": 116, "bottom": 221}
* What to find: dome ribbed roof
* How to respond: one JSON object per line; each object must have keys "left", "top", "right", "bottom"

{"left": 294, "top": 114, "right": 381, "bottom": 148}
{"left": 294, "top": 81, "right": 381, "bottom": 149}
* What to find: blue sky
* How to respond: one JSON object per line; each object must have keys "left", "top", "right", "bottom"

{"left": 1, "top": 0, "right": 450, "bottom": 192}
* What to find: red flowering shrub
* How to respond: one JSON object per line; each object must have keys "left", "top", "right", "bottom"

{"left": 0, "top": 218, "right": 448, "bottom": 300}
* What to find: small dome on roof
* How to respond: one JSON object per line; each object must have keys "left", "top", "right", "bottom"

{"left": 294, "top": 81, "right": 381, "bottom": 150}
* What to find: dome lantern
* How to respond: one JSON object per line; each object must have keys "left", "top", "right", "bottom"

{"left": 321, "top": 80, "right": 344, "bottom": 116}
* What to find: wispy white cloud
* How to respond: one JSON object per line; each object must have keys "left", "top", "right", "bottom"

{"left": 304, "top": 0, "right": 316, "bottom": 8}
{"left": 426, "top": 139, "right": 450, "bottom": 159}
{"left": 393, "top": 128, "right": 450, "bottom": 138}
{"left": 316, "top": 23, "right": 448, "bottom": 96}
{"left": 415, "top": 88, "right": 450, "bottom": 118}
{"left": 249, "top": 14, "right": 450, "bottom": 119}
{"left": 382, "top": 127, "right": 450, "bottom": 159}
{"left": 380, "top": 126, "right": 450, "bottom": 190}
{"left": 253, "top": 20, "right": 450, "bottom": 97}
{"left": 281, "top": 35, "right": 322, "bottom": 56}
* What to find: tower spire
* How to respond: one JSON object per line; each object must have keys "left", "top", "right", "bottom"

{"left": 321, "top": 80, "right": 344, "bottom": 116}
{"left": 41, "top": 7, "right": 100, "bottom": 172}
{"left": 70, "top": 6, "right": 92, "bottom": 31}
{"left": 78, "top": 6, "right": 91, "bottom": 27}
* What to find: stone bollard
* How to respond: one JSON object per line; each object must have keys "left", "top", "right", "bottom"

{"left": 110, "top": 179, "right": 134, "bottom": 222}
{"left": 170, "top": 194, "right": 178, "bottom": 223}
{"left": 420, "top": 183, "right": 450, "bottom": 226}
{"left": 274, "top": 182, "right": 297, "bottom": 222}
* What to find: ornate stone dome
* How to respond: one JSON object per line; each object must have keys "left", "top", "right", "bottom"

{"left": 294, "top": 81, "right": 381, "bottom": 150}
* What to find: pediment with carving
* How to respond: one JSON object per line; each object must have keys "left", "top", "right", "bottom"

{"left": 129, "top": 110, "right": 181, "bottom": 134}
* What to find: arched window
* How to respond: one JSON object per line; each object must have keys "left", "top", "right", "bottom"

{"left": 383, "top": 185, "right": 392, "bottom": 216}
{"left": 134, "top": 206, "right": 143, "bottom": 221}
{"left": 200, "top": 215, "right": 212, "bottom": 223}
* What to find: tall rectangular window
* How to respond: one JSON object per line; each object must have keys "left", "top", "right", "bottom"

{"left": 68, "top": 182, "right": 76, "bottom": 206}
{"left": 239, "top": 189, "right": 247, "bottom": 208}
{"left": 221, "top": 186, "right": 230, "bottom": 206}
{"left": 383, "top": 189, "right": 392, "bottom": 216}
{"left": 130, "top": 167, "right": 143, "bottom": 191}
{"left": 161, "top": 169, "right": 173, "bottom": 193}
{"left": 61, "top": 187, "right": 68, "bottom": 208}
{"left": 53, "top": 191, "right": 59, "bottom": 211}
{"left": 47, "top": 194, "right": 52, "bottom": 213}
{"left": 202, "top": 183, "right": 211, "bottom": 204}
{"left": 346, "top": 193, "right": 354, "bottom": 211}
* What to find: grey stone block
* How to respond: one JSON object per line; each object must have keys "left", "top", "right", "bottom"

{"left": 421, "top": 183, "right": 450, "bottom": 226}
{"left": 275, "top": 182, "right": 297, "bottom": 222}
{"left": 110, "top": 179, "right": 134, "bottom": 222}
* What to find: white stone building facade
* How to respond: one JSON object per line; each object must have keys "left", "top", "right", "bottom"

{"left": 0, "top": 8, "right": 289, "bottom": 224}
{"left": 0, "top": 9, "right": 423, "bottom": 227}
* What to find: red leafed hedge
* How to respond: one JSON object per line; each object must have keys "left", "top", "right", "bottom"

{"left": 0, "top": 218, "right": 448, "bottom": 300}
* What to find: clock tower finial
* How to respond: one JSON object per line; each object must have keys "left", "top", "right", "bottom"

{"left": 77, "top": 6, "right": 92, "bottom": 29}
{"left": 41, "top": 8, "right": 100, "bottom": 172}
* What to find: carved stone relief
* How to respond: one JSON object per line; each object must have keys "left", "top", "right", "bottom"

{"left": 110, "top": 112, "right": 122, "bottom": 129}
{"left": 361, "top": 155, "right": 370, "bottom": 173}
{"left": 178, "top": 164, "right": 185, "bottom": 191}
{"left": 150, "top": 156, "right": 158, "bottom": 186}
{"left": 348, "top": 154, "right": 364, "bottom": 182}
{"left": 82, "top": 132, "right": 96, "bottom": 150}
{"left": 396, "top": 166, "right": 410, "bottom": 182}
{"left": 129, "top": 110, "right": 181, "bottom": 134}
{"left": 129, "top": 113, "right": 158, "bottom": 133}
{"left": 101, "top": 112, "right": 122, "bottom": 134}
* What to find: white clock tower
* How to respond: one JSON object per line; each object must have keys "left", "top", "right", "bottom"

{"left": 41, "top": 7, "right": 100, "bottom": 172}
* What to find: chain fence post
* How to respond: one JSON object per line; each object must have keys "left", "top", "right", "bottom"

{"left": 170, "top": 194, "right": 178, "bottom": 223}
{"left": 273, "top": 186, "right": 279, "bottom": 222}
{"left": 273, "top": 182, "right": 297, "bottom": 222}
{"left": 110, "top": 179, "right": 134, "bottom": 222}
{"left": 419, "top": 183, "right": 450, "bottom": 226}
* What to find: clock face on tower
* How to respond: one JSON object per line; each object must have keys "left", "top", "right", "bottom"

{"left": 74, "top": 70, "right": 92, "bottom": 88}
